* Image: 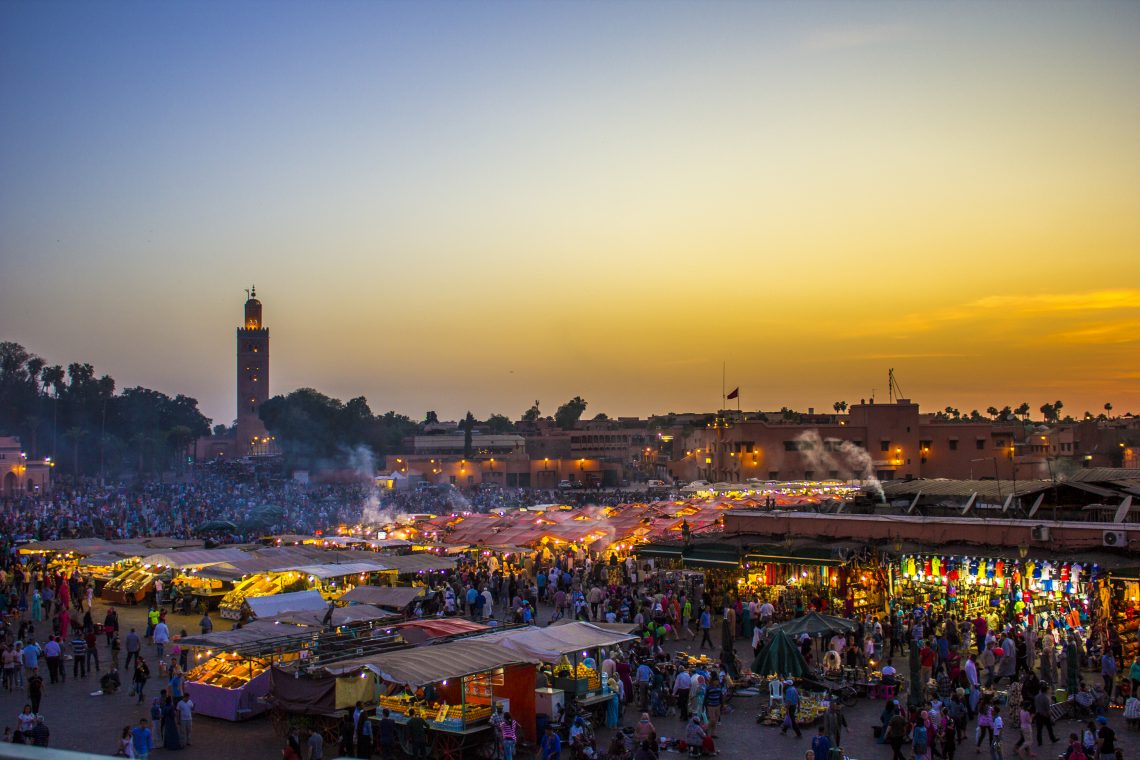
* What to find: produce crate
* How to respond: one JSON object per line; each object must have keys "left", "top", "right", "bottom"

{"left": 552, "top": 676, "right": 589, "bottom": 696}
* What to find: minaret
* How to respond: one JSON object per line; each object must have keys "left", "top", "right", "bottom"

{"left": 236, "top": 286, "right": 270, "bottom": 455}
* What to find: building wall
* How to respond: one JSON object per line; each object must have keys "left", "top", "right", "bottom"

{"left": 0, "top": 437, "right": 52, "bottom": 495}
{"left": 679, "top": 400, "right": 1033, "bottom": 482}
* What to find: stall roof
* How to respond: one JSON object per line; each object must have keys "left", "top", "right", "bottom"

{"left": 177, "top": 618, "right": 313, "bottom": 649}
{"left": 78, "top": 552, "right": 133, "bottom": 568}
{"left": 140, "top": 548, "right": 250, "bottom": 569}
{"left": 395, "top": 618, "right": 488, "bottom": 639}
{"left": 18, "top": 538, "right": 115, "bottom": 555}
{"left": 292, "top": 561, "right": 393, "bottom": 580}
{"left": 338, "top": 585, "right": 424, "bottom": 609}
{"left": 247, "top": 590, "right": 327, "bottom": 619}
{"left": 322, "top": 638, "right": 533, "bottom": 685}
{"left": 371, "top": 554, "right": 457, "bottom": 574}
{"left": 274, "top": 604, "right": 399, "bottom": 628}
{"left": 472, "top": 622, "right": 637, "bottom": 661}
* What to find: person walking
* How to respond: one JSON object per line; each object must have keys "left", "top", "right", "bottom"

{"left": 780, "top": 679, "right": 803, "bottom": 739}
{"left": 152, "top": 619, "right": 170, "bottom": 662}
{"left": 70, "top": 632, "right": 87, "bottom": 678}
{"left": 376, "top": 708, "right": 397, "bottom": 760}
{"left": 1034, "top": 687, "right": 1058, "bottom": 745}
{"left": 131, "top": 718, "right": 153, "bottom": 760}
{"left": 176, "top": 694, "right": 194, "bottom": 747}
{"left": 132, "top": 657, "right": 150, "bottom": 705}
{"left": 698, "top": 607, "right": 714, "bottom": 650}
{"left": 406, "top": 709, "right": 428, "bottom": 759}
{"left": 103, "top": 607, "right": 119, "bottom": 647}
{"left": 500, "top": 711, "right": 520, "bottom": 760}
{"left": 124, "top": 629, "right": 141, "bottom": 673}
{"left": 27, "top": 668, "right": 44, "bottom": 714}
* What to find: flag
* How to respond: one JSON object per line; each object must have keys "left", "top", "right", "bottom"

{"left": 726, "top": 387, "right": 739, "bottom": 400}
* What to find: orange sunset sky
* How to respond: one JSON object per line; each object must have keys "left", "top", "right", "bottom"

{"left": 1, "top": 2, "right": 1137, "bottom": 426}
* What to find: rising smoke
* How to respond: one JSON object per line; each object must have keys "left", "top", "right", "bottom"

{"left": 793, "top": 430, "right": 885, "bottom": 502}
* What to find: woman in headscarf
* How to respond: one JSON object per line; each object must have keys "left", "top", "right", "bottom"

{"left": 688, "top": 674, "right": 706, "bottom": 722}
{"left": 634, "top": 713, "right": 656, "bottom": 755}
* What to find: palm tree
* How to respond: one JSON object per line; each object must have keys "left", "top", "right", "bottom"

{"left": 62, "top": 426, "right": 86, "bottom": 476}
{"left": 1015, "top": 402, "right": 1031, "bottom": 421}
{"left": 986, "top": 406, "right": 999, "bottom": 420}
{"left": 41, "top": 365, "right": 65, "bottom": 459}
{"left": 1105, "top": 402, "right": 1113, "bottom": 418}
{"left": 167, "top": 426, "right": 195, "bottom": 473}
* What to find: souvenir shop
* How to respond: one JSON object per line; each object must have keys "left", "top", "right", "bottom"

{"left": 889, "top": 553, "right": 1098, "bottom": 627}
{"left": 1105, "top": 568, "right": 1140, "bottom": 675}
{"left": 737, "top": 548, "right": 884, "bottom": 618}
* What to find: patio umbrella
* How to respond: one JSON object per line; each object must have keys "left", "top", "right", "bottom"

{"left": 772, "top": 612, "right": 856, "bottom": 639}
{"left": 751, "top": 630, "right": 809, "bottom": 679}
{"left": 195, "top": 519, "right": 237, "bottom": 534}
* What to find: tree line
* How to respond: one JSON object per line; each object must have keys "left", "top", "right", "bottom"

{"left": 0, "top": 341, "right": 210, "bottom": 477}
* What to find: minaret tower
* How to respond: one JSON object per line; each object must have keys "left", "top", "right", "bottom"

{"left": 236, "top": 286, "right": 270, "bottom": 455}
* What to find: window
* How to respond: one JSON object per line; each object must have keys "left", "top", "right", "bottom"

{"left": 769, "top": 471, "right": 779, "bottom": 480}
{"left": 784, "top": 440, "right": 815, "bottom": 451}
{"left": 976, "top": 439, "right": 985, "bottom": 450}
{"left": 803, "top": 470, "right": 815, "bottom": 480}
{"left": 828, "top": 469, "right": 839, "bottom": 479}
{"left": 880, "top": 441, "right": 891, "bottom": 452}
{"left": 949, "top": 440, "right": 959, "bottom": 451}
{"left": 853, "top": 440, "right": 863, "bottom": 448}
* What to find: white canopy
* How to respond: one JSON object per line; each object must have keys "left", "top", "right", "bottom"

{"left": 472, "top": 621, "right": 637, "bottom": 662}
{"left": 246, "top": 590, "right": 327, "bottom": 619}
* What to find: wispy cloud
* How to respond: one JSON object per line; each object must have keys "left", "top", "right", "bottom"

{"left": 803, "top": 23, "right": 914, "bottom": 52}
{"left": 848, "top": 288, "right": 1140, "bottom": 338}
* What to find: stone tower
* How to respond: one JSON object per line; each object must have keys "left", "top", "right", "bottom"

{"left": 235, "top": 286, "right": 271, "bottom": 455}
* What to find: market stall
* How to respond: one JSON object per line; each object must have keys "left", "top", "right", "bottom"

{"left": 181, "top": 619, "right": 316, "bottom": 721}
{"left": 219, "top": 560, "right": 392, "bottom": 620}
{"left": 329, "top": 639, "right": 539, "bottom": 756}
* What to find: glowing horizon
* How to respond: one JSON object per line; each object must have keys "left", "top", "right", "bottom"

{"left": 1, "top": 2, "right": 1137, "bottom": 427}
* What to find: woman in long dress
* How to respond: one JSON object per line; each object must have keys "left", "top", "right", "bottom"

{"left": 162, "top": 697, "right": 182, "bottom": 749}
{"left": 30, "top": 592, "right": 42, "bottom": 623}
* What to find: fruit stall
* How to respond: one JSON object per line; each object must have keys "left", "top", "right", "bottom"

{"left": 324, "top": 638, "right": 540, "bottom": 757}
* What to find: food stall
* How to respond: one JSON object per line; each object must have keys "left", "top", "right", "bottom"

{"left": 219, "top": 560, "right": 392, "bottom": 620}
{"left": 103, "top": 548, "right": 250, "bottom": 606}
{"left": 326, "top": 639, "right": 539, "bottom": 758}
{"left": 181, "top": 619, "right": 314, "bottom": 721}
{"left": 474, "top": 621, "right": 637, "bottom": 724}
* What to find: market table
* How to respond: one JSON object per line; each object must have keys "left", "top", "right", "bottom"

{"left": 373, "top": 713, "right": 495, "bottom": 760}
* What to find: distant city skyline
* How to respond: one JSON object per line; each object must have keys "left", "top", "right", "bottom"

{"left": 1, "top": 2, "right": 1138, "bottom": 426}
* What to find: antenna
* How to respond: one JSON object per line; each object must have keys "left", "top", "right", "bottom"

{"left": 889, "top": 368, "right": 905, "bottom": 403}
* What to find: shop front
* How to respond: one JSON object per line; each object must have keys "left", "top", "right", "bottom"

{"left": 888, "top": 552, "right": 1100, "bottom": 632}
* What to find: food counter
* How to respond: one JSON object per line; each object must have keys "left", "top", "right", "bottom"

{"left": 185, "top": 653, "right": 272, "bottom": 721}
{"left": 102, "top": 566, "right": 160, "bottom": 605}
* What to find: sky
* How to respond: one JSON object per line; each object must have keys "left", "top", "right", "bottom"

{"left": 2, "top": 1, "right": 1138, "bottom": 427}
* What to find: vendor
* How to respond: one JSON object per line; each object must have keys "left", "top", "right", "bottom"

{"left": 881, "top": 663, "right": 898, "bottom": 684}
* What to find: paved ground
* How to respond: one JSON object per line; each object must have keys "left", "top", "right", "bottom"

{"left": 9, "top": 597, "right": 1140, "bottom": 759}
{"left": 1, "top": 602, "right": 281, "bottom": 758}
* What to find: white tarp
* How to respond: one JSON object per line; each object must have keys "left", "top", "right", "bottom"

{"left": 246, "top": 590, "right": 327, "bottom": 619}
{"left": 472, "top": 622, "right": 636, "bottom": 662}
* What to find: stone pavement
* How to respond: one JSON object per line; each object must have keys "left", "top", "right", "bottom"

{"left": 1, "top": 602, "right": 281, "bottom": 758}
{"left": 588, "top": 626, "right": 1140, "bottom": 760}
{"left": 8, "top": 596, "right": 1140, "bottom": 759}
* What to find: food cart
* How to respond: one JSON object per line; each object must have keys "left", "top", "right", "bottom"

{"left": 473, "top": 621, "right": 637, "bottom": 723}
{"left": 325, "top": 639, "right": 540, "bottom": 759}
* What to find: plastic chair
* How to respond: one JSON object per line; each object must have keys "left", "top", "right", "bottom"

{"left": 768, "top": 679, "right": 784, "bottom": 706}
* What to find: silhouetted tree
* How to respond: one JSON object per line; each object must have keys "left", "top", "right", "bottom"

{"left": 555, "top": 397, "right": 588, "bottom": 430}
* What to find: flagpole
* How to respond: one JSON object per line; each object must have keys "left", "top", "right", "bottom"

{"left": 721, "top": 362, "right": 725, "bottom": 413}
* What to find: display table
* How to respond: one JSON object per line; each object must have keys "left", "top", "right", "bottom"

{"left": 372, "top": 715, "right": 494, "bottom": 760}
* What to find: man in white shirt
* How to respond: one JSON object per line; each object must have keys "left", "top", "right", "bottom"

{"left": 153, "top": 621, "right": 170, "bottom": 661}
{"left": 176, "top": 694, "right": 194, "bottom": 746}
{"left": 759, "top": 601, "right": 775, "bottom": 624}
{"left": 672, "top": 668, "right": 693, "bottom": 720}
